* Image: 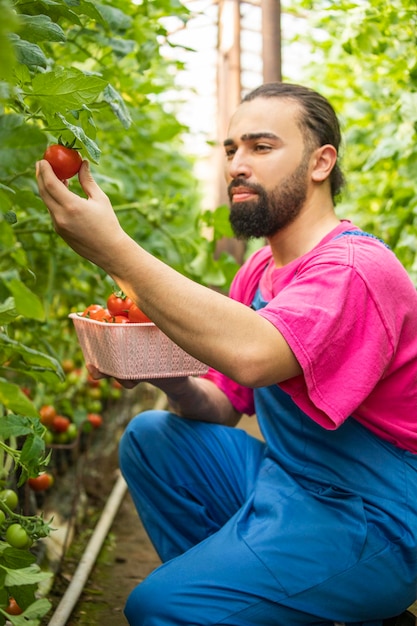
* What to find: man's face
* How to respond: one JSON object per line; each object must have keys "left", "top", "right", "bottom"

{"left": 224, "top": 97, "right": 313, "bottom": 239}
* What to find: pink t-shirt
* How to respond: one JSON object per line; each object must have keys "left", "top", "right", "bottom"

{"left": 205, "top": 223, "right": 417, "bottom": 453}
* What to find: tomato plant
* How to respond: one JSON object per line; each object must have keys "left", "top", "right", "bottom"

{"left": 44, "top": 143, "right": 83, "bottom": 180}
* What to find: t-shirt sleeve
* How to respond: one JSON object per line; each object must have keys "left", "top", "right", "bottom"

{"left": 258, "top": 259, "right": 395, "bottom": 429}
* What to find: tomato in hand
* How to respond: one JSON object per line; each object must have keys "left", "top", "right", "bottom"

{"left": 127, "top": 303, "right": 151, "bottom": 323}
{"left": 107, "top": 293, "right": 133, "bottom": 317}
{"left": 28, "top": 472, "right": 54, "bottom": 492}
{"left": 43, "top": 144, "right": 82, "bottom": 180}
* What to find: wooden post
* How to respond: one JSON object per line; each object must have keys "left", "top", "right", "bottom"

{"left": 261, "top": 0, "right": 282, "bottom": 83}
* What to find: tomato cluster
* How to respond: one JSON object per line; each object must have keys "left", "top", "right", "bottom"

{"left": 39, "top": 402, "right": 103, "bottom": 447}
{"left": 81, "top": 291, "right": 151, "bottom": 324}
{"left": 0, "top": 489, "right": 32, "bottom": 551}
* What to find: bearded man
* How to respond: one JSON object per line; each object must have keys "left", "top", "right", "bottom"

{"left": 37, "top": 83, "right": 417, "bottom": 626}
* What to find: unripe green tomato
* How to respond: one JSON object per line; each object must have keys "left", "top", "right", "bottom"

{"left": 6, "top": 523, "right": 29, "bottom": 549}
{"left": 66, "top": 423, "right": 78, "bottom": 441}
{"left": 0, "top": 510, "right": 6, "bottom": 525}
{"left": 0, "top": 489, "right": 18, "bottom": 511}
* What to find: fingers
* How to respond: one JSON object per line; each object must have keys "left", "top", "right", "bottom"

{"left": 77, "top": 160, "right": 107, "bottom": 201}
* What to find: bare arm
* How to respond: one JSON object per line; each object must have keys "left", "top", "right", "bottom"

{"left": 36, "top": 161, "right": 302, "bottom": 388}
{"left": 152, "top": 377, "right": 241, "bottom": 426}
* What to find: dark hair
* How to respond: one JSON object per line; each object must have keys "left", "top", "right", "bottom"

{"left": 242, "top": 83, "right": 345, "bottom": 200}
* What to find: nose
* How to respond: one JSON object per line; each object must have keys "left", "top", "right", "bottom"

{"left": 226, "top": 149, "right": 251, "bottom": 181}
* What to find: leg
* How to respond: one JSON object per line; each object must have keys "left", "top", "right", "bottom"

{"left": 119, "top": 410, "right": 265, "bottom": 561}
{"left": 124, "top": 512, "right": 336, "bottom": 626}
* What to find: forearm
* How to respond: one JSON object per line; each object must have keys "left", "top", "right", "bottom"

{"left": 36, "top": 160, "right": 301, "bottom": 388}
{"left": 152, "top": 377, "right": 241, "bottom": 426}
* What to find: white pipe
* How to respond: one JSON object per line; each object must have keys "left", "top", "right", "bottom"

{"left": 48, "top": 472, "right": 128, "bottom": 626}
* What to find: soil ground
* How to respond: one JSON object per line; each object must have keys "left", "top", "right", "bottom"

{"left": 40, "top": 387, "right": 417, "bottom": 626}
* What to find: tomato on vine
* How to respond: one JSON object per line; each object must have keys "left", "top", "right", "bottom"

{"left": 5, "top": 597, "right": 23, "bottom": 616}
{"left": 52, "top": 415, "right": 71, "bottom": 433}
{"left": 0, "top": 489, "right": 18, "bottom": 511}
{"left": 87, "top": 413, "right": 103, "bottom": 429}
{"left": 28, "top": 472, "right": 54, "bottom": 492}
{"left": 43, "top": 139, "right": 82, "bottom": 180}
{"left": 39, "top": 404, "right": 57, "bottom": 427}
{"left": 6, "top": 523, "right": 30, "bottom": 549}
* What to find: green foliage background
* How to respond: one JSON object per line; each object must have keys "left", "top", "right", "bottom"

{"left": 287, "top": 0, "right": 417, "bottom": 281}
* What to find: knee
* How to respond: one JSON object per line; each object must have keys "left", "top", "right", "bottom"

{"left": 124, "top": 573, "right": 178, "bottom": 626}
{"left": 119, "top": 410, "right": 169, "bottom": 467}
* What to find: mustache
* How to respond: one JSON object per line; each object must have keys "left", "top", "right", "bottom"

{"left": 227, "top": 179, "right": 264, "bottom": 197}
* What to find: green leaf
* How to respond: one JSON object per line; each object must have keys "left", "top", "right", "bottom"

{"left": 31, "top": 68, "right": 106, "bottom": 115}
{"left": 0, "top": 545, "right": 36, "bottom": 569}
{"left": 3, "top": 565, "right": 51, "bottom": 587}
{"left": 102, "top": 84, "right": 132, "bottom": 129}
{"left": 17, "top": 14, "right": 66, "bottom": 43}
{"left": 0, "top": 334, "right": 64, "bottom": 380}
{"left": 57, "top": 113, "right": 101, "bottom": 162}
{"left": 0, "top": 114, "right": 46, "bottom": 180}
{"left": 0, "top": 297, "right": 17, "bottom": 324}
{"left": 7, "top": 279, "right": 45, "bottom": 321}
{"left": 0, "top": 0, "right": 18, "bottom": 82}
{"left": 0, "top": 381, "right": 38, "bottom": 417}
{"left": 9, "top": 35, "right": 48, "bottom": 69}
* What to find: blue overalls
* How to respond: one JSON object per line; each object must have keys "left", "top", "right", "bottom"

{"left": 119, "top": 287, "right": 417, "bottom": 625}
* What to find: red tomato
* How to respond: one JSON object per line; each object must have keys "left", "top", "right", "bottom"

{"left": 127, "top": 303, "right": 151, "bottom": 323}
{"left": 82, "top": 304, "right": 104, "bottom": 317}
{"left": 87, "top": 413, "right": 103, "bottom": 429}
{"left": 44, "top": 144, "right": 82, "bottom": 180}
{"left": 112, "top": 315, "right": 130, "bottom": 323}
{"left": 89, "top": 308, "right": 112, "bottom": 322}
{"left": 28, "top": 472, "right": 54, "bottom": 492}
{"left": 39, "top": 404, "right": 57, "bottom": 427}
{"left": 107, "top": 293, "right": 133, "bottom": 317}
{"left": 6, "top": 597, "right": 23, "bottom": 615}
{"left": 52, "top": 415, "right": 71, "bottom": 433}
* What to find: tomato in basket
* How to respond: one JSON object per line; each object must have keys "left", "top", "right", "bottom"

{"left": 128, "top": 303, "right": 151, "bottom": 323}
{"left": 107, "top": 292, "right": 133, "bottom": 317}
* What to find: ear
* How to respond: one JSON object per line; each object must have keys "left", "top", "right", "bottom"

{"left": 311, "top": 144, "right": 338, "bottom": 183}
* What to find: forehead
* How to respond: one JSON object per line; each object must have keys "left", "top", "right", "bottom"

{"left": 227, "top": 97, "right": 304, "bottom": 143}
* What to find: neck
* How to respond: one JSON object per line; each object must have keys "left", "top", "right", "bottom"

{"left": 267, "top": 201, "right": 340, "bottom": 267}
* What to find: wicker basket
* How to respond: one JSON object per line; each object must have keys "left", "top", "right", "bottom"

{"left": 69, "top": 313, "right": 209, "bottom": 380}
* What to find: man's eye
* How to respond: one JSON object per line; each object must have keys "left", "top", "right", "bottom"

{"left": 254, "top": 144, "right": 271, "bottom": 152}
{"left": 225, "top": 148, "right": 236, "bottom": 158}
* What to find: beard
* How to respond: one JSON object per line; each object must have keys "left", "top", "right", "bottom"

{"left": 228, "top": 156, "right": 309, "bottom": 240}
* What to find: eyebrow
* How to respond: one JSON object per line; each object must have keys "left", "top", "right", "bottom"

{"left": 223, "top": 132, "right": 279, "bottom": 146}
